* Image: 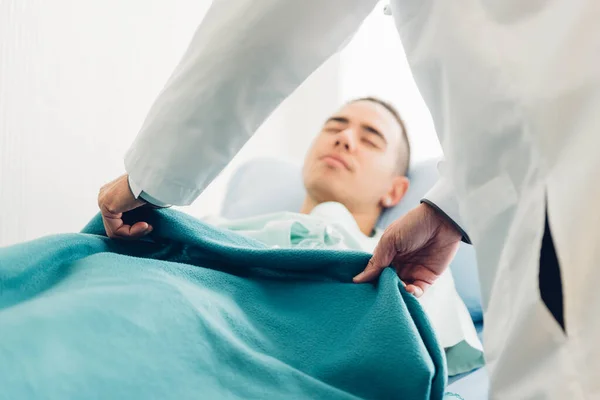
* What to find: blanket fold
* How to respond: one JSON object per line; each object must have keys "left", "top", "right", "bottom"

{"left": 0, "top": 208, "right": 446, "bottom": 399}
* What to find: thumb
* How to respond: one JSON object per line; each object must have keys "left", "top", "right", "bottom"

{"left": 353, "top": 231, "right": 397, "bottom": 283}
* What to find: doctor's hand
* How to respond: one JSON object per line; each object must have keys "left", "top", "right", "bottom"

{"left": 98, "top": 174, "right": 151, "bottom": 239}
{"left": 353, "top": 203, "right": 462, "bottom": 297}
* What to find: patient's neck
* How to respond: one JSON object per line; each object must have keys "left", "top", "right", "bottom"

{"left": 300, "top": 197, "right": 380, "bottom": 237}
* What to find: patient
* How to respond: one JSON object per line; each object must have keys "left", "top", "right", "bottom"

{"left": 300, "top": 96, "right": 409, "bottom": 238}
{"left": 0, "top": 98, "right": 481, "bottom": 399}
{"left": 206, "top": 97, "right": 484, "bottom": 377}
{"left": 207, "top": 97, "right": 410, "bottom": 252}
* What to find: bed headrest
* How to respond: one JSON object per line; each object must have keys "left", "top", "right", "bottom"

{"left": 221, "top": 158, "right": 306, "bottom": 220}
{"left": 221, "top": 157, "right": 483, "bottom": 322}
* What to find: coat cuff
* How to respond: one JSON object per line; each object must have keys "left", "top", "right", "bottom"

{"left": 125, "top": 149, "right": 202, "bottom": 206}
{"left": 127, "top": 174, "right": 172, "bottom": 208}
{"left": 422, "top": 177, "right": 471, "bottom": 244}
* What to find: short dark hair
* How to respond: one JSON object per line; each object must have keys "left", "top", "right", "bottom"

{"left": 349, "top": 96, "right": 410, "bottom": 176}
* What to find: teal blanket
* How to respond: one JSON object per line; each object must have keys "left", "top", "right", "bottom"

{"left": 0, "top": 209, "right": 446, "bottom": 399}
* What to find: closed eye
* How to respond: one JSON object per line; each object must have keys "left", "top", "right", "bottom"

{"left": 324, "top": 117, "right": 349, "bottom": 132}
{"left": 362, "top": 138, "right": 378, "bottom": 148}
{"left": 362, "top": 125, "right": 387, "bottom": 149}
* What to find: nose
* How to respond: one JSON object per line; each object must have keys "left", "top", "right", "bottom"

{"left": 335, "top": 128, "right": 356, "bottom": 152}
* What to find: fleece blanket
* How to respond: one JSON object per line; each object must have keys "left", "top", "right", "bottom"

{"left": 0, "top": 208, "right": 446, "bottom": 399}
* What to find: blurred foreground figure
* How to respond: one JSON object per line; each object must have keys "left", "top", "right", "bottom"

{"left": 98, "top": 2, "right": 600, "bottom": 398}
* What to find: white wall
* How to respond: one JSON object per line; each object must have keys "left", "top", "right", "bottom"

{"left": 339, "top": 3, "right": 442, "bottom": 164}
{"left": 0, "top": 1, "right": 439, "bottom": 247}
{"left": 0, "top": 0, "right": 343, "bottom": 246}
{"left": 0, "top": 0, "right": 210, "bottom": 246}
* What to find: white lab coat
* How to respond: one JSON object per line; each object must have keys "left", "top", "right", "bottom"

{"left": 125, "top": 1, "right": 600, "bottom": 398}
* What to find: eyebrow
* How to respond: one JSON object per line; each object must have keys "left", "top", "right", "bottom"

{"left": 325, "top": 116, "right": 388, "bottom": 144}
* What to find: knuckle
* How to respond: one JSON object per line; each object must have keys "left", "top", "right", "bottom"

{"left": 101, "top": 200, "right": 117, "bottom": 215}
{"left": 366, "top": 259, "right": 380, "bottom": 272}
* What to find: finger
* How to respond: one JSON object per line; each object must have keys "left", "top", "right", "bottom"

{"left": 353, "top": 233, "right": 397, "bottom": 283}
{"left": 100, "top": 208, "right": 145, "bottom": 239}
{"left": 353, "top": 257, "right": 390, "bottom": 283}
{"left": 102, "top": 210, "right": 125, "bottom": 238}
{"left": 397, "top": 265, "right": 438, "bottom": 294}
{"left": 112, "top": 222, "right": 152, "bottom": 239}
{"left": 98, "top": 178, "right": 147, "bottom": 239}
{"left": 100, "top": 206, "right": 151, "bottom": 239}
{"left": 405, "top": 284, "right": 424, "bottom": 298}
{"left": 405, "top": 281, "right": 430, "bottom": 298}
{"left": 102, "top": 217, "right": 117, "bottom": 239}
{"left": 129, "top": 221, "right": 152, "bottom": 237}
{"left": 352, "top": 262, "right": 384, "bottom": 283}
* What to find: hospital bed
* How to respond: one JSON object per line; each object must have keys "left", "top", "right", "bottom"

{"left": 221, "top": 157, "right": 489, "bottom": 399}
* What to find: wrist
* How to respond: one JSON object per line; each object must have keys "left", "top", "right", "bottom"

{"left": 127, "top": 174, "right": 170, "bottom": 209}
{"left": 126, "top": 176, "right": 146, "bottom": 204}
{"left": 420, "top": 201, "right": 466, "bottom": 243}
{"left": 138, "top": 191, "right": 171, "bottom": 209}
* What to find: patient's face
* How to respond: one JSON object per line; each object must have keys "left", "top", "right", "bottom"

{"left": 302, "top": 100, "right": 406, "bottom": 211}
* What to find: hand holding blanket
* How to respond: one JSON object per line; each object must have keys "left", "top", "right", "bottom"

{"left": 0, "top": 208, "right": 447, "bottom": 399}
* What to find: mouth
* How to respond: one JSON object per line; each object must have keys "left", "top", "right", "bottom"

{"left": 320, "top": 155, "right": 350, "bottom": 170}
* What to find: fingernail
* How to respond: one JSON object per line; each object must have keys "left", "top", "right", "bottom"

{"left": 353, "top": 272, "right": 364, "bottom": 282}
{"left": 407, "top": 286, "right": 422, "bottom": 297}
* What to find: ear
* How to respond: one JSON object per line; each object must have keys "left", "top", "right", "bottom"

{"left": 380, "top": 176, "right": 409, "bottom": 208}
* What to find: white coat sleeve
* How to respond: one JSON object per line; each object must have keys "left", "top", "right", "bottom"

{"left": 421, "top": 164, "right": 472, "bottom": 244}
{"left": 124, "top": 0, "right": 380, "bottom": 206}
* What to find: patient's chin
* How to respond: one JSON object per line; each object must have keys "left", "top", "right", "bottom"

{"left": 305, "top": 179, "right": 347, "bottom": 204}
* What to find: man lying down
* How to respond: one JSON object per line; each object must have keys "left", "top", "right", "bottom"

{"left": 204, "top": 97, "right": 484, "bottom": 375}
{"left": 0, "top": 98, "right": 482, "bottom": 400}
